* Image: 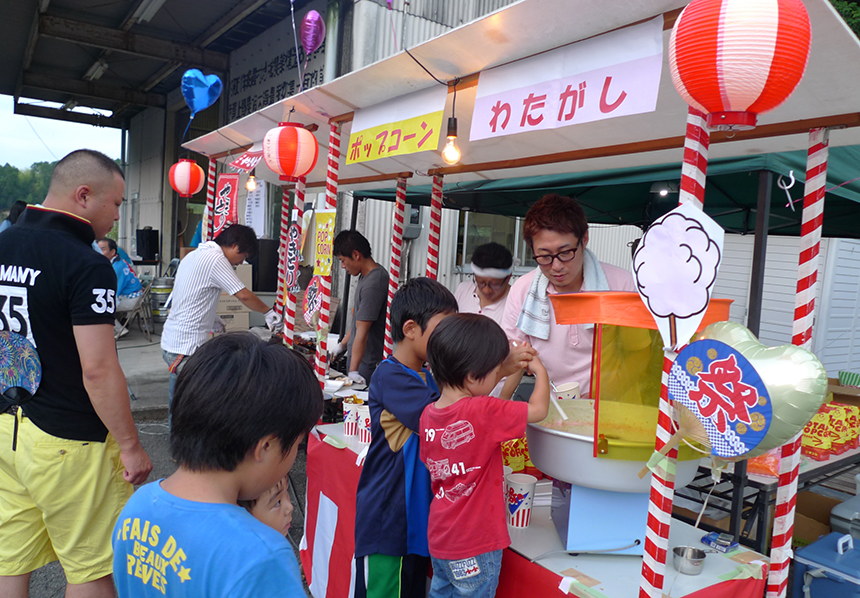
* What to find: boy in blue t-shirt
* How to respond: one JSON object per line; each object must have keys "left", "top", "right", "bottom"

{"left": 353, "top": 278, "right": 458, "bottom": 598}
{"left": 112, "top": 333, "right": 323, "bottom": 598}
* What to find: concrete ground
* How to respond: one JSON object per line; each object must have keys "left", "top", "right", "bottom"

{"left": 27, "top": 321, "right": 310, "bottom": 597}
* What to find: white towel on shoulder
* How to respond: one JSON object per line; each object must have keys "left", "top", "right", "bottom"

{"left": 516, "top": 248, "right": 610, "bottom": 340}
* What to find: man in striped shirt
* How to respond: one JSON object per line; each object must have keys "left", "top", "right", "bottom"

{"left": 161, "top": 224, "right": 283, "bottom": 406}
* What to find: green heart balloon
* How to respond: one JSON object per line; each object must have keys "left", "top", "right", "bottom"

{"left": 694, "top": 321, "right": 828, "bottom": 460}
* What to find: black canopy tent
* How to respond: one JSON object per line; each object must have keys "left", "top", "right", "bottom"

{"left": 354, "top": 145, "right": 860, "bottom": 238}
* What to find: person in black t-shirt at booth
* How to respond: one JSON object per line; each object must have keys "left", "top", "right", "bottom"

{"left": 0, "top": 150, "right": 152, "bottom": 597}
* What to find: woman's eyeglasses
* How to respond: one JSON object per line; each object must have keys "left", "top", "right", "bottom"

{"left": 533, "top": 242, "right": 582, "bottom": 266}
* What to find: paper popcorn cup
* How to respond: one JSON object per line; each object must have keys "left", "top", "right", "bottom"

{"left": 552, "top": 381, "right": 580, "bottom": 401}
{"left": 357, "top": 405, "right": 372, "bottom": 444}
{"left": 506, "top": 473, "right": 537, "bottom": 528}
{"left": 343, "top": 402, "right": 359, "bottom": 437}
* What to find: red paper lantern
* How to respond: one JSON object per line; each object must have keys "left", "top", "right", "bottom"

{"left": 262, "top": 122, "right": 319, "bottom": 182}
{"left": 169, "top": 159, "right": 205, "bottom": 197}
{"left": 669, "top": 0, "right": 811, "bottom": 130}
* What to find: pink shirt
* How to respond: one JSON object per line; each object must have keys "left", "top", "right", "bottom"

{"left": 501, "top": 264, "right": 636, "bottom": 397}
{"left": 453, "top": 280, "right": 508, "bottom": 326}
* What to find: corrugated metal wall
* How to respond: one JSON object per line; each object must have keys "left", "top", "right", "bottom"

{"left": 816, "top": 238, "right": 860, "bottom": 375}
{"left": 125, "top": 108, "right": 166, "bottom": 258}
{"left": 351, "top": 0, "right": 518, "bottom": 68}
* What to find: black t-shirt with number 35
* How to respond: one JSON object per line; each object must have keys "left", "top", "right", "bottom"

{"left": 0, "top": 206, "right": 117, "bottom": 441}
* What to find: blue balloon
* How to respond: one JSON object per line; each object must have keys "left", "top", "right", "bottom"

{"left": 181, "top": 69, "right": 223, "bottom": 117}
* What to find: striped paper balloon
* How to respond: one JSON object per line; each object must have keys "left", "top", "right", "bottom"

{"left": 669, "top": 0, "right": 811, "bottom": 130}
{"left": 169, "top": 159, "right": 205, "bottom": 198}
{"left": 263, "top": 122, "right": 319, "bottom": 182}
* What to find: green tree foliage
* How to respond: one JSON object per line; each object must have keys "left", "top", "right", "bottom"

{"left": 832, "top": 1, "right": 860, "bottom": 37}
{"left": 0, "top": 160, "right": 57, "bottom": 211}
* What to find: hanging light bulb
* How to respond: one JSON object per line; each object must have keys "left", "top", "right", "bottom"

{"left": 246, "top": 170, "right": 257, "bottom": 192}
{"left": 441, "top": 117, "right": 460, "bottom": 165}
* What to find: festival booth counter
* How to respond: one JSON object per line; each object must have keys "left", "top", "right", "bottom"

{"left": 303, "top": 423, "right": 769, "bottom": 598}
{"left": 182, "top": 1, "right": 860, "bottom": 597}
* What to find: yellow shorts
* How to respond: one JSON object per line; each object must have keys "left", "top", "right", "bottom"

{"left": 0, "top": 410, "right": 133, "bottom": 583}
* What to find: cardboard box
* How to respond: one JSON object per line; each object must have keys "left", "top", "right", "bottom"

{"left": 828, "top": 378, "right": 860, "bottom": 409}
{"left": 219, "top": 312, "right": 249, "bottom": 332}
{"left": 794, "top": 491, "right": 843, "bottom": 548}
{"left": 216, "top": 264, "right": 253, "bottom": 315}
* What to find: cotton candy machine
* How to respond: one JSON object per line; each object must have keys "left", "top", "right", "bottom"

{"left": 527, "top": 400, "right": 701, "bottom": 493}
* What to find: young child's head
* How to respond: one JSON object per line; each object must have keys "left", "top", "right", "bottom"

{"left": 427, "top": 313, "right": 510, "bottom": 392}
{"left": 171, "top": 333, "right": 323, "bottom": 496}
{"left": 390, "top": 277, "right": 458, "bottom": 359}
{"left": 238, "top": 476, "right": 294, "bottom": 536}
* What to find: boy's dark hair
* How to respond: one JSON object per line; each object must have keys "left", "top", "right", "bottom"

{"left": 8, "top": 200, "right": 28, "bottom": 224}
{"left": 170, "top": 333, "right": 323, "bottom": 471}
{"left": 390, "top": 277, "right": 458, "bottom": 343}
{"left": 99, "top": 238, "right": 118, "bottom": 252}
{"left": 214, "top": 224, "right": 259, "bottom": 260}
{"left": 427, "top": 313, "right": 509, "bottom": 389}
{"left": 471, "top": 242, "right": 513, "bottom": 270}
{"left": 523, "top": 193, "right": 589, "bottom": 249}
{"left": 333, "top": 230, "right": 372, "bottom": 259}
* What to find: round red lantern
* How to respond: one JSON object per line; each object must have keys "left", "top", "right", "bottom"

{"left": 169, "top": 159, "right": 205, "bottom": 197}
{"left": 669, "top": 0, "right": 811, "bottom": 130}
{"left": 262, "top": 122, "right": 319, "bottom": 182}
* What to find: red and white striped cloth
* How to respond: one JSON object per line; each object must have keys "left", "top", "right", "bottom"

{"left": 640, "top": 106, "right": 710, "bottom": 598}
{"left": 204, "top": 159, "right": 217, "bottom": 241}
{"left": 383, "top": 178, "right": 408, "bottom": 358}
{"left": 426, "top": 175, "right": 443, "bottom": 279}
{"left": 283, "top": 178, "right": 306, "bottom": 347}
{"left": 766, "top": 127, "right": 830, "bottom": 598}
{"left": 314, "top": 123, "right": 341, "bottom": 384}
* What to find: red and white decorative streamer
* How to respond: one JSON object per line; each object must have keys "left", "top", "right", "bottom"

{"left": 204, "top": 159, "right": 216, "bottom": 241}
{"left": 283, "top": 178, "right": 306, "bottom": 347}
{"left": 679, "top": 107, "right": 709, "bottom": 211}
{"left": 383, "top": 178, "right": 408, "bottom": 358}
{"left": 766, "top": 127, "right": 830, "bottom": 598}
{"left": 640, "top": 106, "right": 710, "bottom": 598}
{"left": 426, "top": 175, "right": 443, "bottom": 279}
{"left": 640, "top": 352, "right": 679, "bottom": 597}
{"left": 314, "top": 123, "right": 341, "bottom": 385}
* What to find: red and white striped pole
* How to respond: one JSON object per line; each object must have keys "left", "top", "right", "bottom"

{"left": 283, "top": 178, "right": 306, "bottom": 348}
{"left": 766, "top": 127, "right": 830, "bottom": 598}
{"left": 314, "top": 123, "right": 341, "bottom": 385}
{"left": 640, "top": 107, "right": 710, "bottom": 598}
{"left": 275, "top": 187, "right": 292, "bottom": 317}
{"left": 204, "top": 159, "right": 217, "bottom": 241}
{"left": 426, "top": 175, "right": 443, "bottom": 279}
{"left": 384, "top": 178, "right": 408, "bottom": 358}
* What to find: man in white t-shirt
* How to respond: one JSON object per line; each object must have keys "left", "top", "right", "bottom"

{"left": 161, "top": 224, "right": 283, "bottom": 405}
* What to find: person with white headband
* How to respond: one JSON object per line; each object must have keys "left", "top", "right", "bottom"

{"left": 453, "top": 242, "right": 514, "bottom": 326}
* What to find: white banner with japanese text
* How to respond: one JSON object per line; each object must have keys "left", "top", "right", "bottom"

{"left": 244, "top": 182, "right": 267, "bottom": 238}
{"left": 346, "top": 86, "right": 448, "bottom": 165}
{"left": 469, "top": 16, "right": 663, "bottom": 141}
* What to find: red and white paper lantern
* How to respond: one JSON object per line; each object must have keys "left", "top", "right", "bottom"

{"left": 669, "top": 0, "right": 811, "bottom": 130}
{"left": 169, "top": 159, "right": 205, "bottom": 197}
{"left": 262, "top": 122, "right": 319, "bottom": 182}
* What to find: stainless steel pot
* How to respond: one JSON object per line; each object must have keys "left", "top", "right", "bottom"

{"left": 672, "top": 546, "right": 707, "bottom": 575}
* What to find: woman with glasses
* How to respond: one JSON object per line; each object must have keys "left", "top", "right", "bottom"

{"left": 500, "top": 194, "right": 636, "bottom": 398}
{"left": 453, "top": 242, "right": 514, "bottom": 326}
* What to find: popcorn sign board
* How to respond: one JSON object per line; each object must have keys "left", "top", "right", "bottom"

{"left": 668, "top": 339, "right": 772, "bottom": 459}
{"left": 313, "top": 210, "right": 335, "bottom": 277}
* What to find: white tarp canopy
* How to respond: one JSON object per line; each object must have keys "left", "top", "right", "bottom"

{"left": 183, "top": 0, "right": 860, "bottom": 193}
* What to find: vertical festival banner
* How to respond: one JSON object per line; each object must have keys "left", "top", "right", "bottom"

{"left": 244, "top": 181, "right": 267, "bottom": 238}
{"left": 213, "top": 173, "right": 240, "bottom": 238}
{"left": 313, "top": 209, "right": 336, "bottom": 277}
{"left": 285, "top": 223, "right": 302, "bottom": 294}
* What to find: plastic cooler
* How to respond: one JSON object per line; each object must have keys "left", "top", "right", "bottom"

{"left": 831, "top": 493, "right": 860, "bottom": 540}
{"left": 793, "top": 532, "right": 860, "bottom": 597}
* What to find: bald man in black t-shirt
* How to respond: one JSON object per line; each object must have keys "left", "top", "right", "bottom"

{"left": 0, "top": 150, "right": 152, "bottom": 597}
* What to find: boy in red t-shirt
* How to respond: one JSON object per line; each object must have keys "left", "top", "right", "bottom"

{"left": 419, "top": 313, "right": 549, "bottom": 597}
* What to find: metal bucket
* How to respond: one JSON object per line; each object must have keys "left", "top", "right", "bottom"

{"left": 151, "top": 277, "right": 173, "bottom": 323}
